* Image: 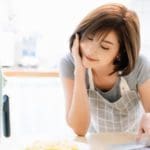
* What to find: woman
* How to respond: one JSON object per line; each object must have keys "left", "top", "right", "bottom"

{"left": 59, "top": 3, "right": 150, "bottom": 140}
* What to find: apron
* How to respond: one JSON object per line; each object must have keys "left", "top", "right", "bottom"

{"left": 88, "top": 69, "right": 142, "bottom": 133}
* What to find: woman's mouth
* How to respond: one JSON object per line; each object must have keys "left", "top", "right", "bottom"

{"left": 85, "top": 55, "right": 99, "bottom": 61}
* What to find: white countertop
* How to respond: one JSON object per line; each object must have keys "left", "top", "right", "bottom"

{"left": 1, "top": 132, "right": 148, "bottom": 150}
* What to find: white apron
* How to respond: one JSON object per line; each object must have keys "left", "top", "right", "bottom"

{"left": 88, "top": 69, "right": 142, "bottom": 133}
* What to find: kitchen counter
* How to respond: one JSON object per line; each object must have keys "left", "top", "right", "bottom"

{"left": 2, "top": 68, "right": 59, "bottom": 77}
{"left": 1, "top": 132, "right": 149, "bottom": 150}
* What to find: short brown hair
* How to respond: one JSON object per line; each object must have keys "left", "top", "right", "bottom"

{"left": 69, "top": 3, "right": 140, "bottom": 76}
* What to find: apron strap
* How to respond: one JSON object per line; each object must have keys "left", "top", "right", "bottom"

{"left": 88, "top": 68, "right": 130, "bottom": 95}
{"left": 88, "top": 68, "right": 95, "bottom": 90}
{"left": 120, "top": 77, "right": 130, "bottom": 96}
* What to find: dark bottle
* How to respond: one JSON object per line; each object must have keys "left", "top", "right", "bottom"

{"left": 3, "top": 95, "right": 11, "bottom": 137}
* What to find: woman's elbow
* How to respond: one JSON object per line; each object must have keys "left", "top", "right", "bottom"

{"left": 66, "top": 114, "right": 90, "bottom": 136}
{"left": 73, "top": 128, "right": 87, "bottom": 136}
{"left": 66, "top": 119, "right": 88, "bottom": 136}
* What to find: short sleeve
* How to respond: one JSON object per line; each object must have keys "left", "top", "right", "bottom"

{"left": 135, "top": 55, "right": 150, "bottom": 85}
{"left": 59, "top": 53, "right": 75, "bottom": 79}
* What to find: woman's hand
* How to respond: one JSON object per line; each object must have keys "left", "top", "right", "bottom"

{"left": 136, "top": 113, "right": 150, "bottom": 141}
{"left": 72, "top": 34, "right": 85, "bottom": 74}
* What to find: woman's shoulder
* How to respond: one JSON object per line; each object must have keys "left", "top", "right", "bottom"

{"left": 59, "top": 52, "right": 74, "bottom": 69}
{"left": 127, "top": 54, "right": 149, "bottom": 75}
{"left": 137, "top": 54, "right": 150, "bottom": 66}
{"left": 133, "top": 55, "right": 150, "bottom": 75}
{"left": 59, "top": 52, "right": 75, "bottom": 79}
{"left": 60, "top": 52, "right": 74, "bottom": 64}
{"left": 124, "top": 54, "right": 150, "bottom": 87}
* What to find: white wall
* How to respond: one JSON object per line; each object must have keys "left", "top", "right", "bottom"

{"left": 0, "top": 0, "right": 131, "bottom": 67}
{"left": 128, "top": 0, "right": 150, "bottom": 58}
{"left": 0, "top": 0, "right": 149, "bottom": 67}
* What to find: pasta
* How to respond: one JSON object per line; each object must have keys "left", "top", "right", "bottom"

{"left": 25, "top": 140, "right": 79, "bottom": 150}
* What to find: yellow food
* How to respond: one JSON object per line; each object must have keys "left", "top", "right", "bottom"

{"left": 25, "top": 140, "right": 79, "bottom": 150}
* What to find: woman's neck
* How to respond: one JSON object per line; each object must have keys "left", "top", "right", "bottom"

{"left": 92, "top": 64, "right": 116, "bottom": 77}
{"left": 91, "top": 65, "right": 118, "bottom": 91}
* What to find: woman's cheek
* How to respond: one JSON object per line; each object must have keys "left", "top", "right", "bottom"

{"left": 82, "top": 56, "right": 93, "bottom": 68}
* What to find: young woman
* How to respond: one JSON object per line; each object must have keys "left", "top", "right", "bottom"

{"left": 59, "top": 3, "right": 150, "bottom": 140}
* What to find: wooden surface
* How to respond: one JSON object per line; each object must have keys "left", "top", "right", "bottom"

{"left": 2, "top": 68, "right": 59, "bottom": 77}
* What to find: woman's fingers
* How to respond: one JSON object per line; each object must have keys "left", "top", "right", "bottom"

{"left": 136, "top": 127, "right": 144, "bottom": 141}
{"left": 147, "top": 128, "right": 150, "bottom": 134}
{"left": 142, "top": 113, "right": 150, "bottom": 135}
{"left": 136, "top": 113, "right": 150, "bottom": 141}
{"left": 71, "top": 33, "right": 85, "bottom": 73}
{"left": 72, "top": 34, "right": 79, "bottom": 57}
{"left": 72, "top": 34, "right": 83, "bottom": 66}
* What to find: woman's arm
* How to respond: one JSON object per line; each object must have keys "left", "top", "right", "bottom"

{"left": 61, "top": 74, "right": 90, "bottom": 136}
{"left": 137, "top": 79, "right": 150, "bottom": 140}
{"left": 60, "top": 34, "right": 90, "bottom": 136}
{"left": 138, "top": 79, "right": 150, "bottom": 112}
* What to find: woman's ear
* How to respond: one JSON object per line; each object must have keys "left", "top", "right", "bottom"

{"left": 113, "top": 54, "right": 121, "bottom": 66}
{"left": 116, "top": 55, "right": 121, "bottom": 62}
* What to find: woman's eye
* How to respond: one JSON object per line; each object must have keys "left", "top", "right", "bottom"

{"left": 87, "top": 37, "right": 93, "bottom": 41}
{"left": 101, "top": 45, "right": 109, "bottom": 50}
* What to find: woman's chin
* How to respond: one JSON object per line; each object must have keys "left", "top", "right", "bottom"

{"left": 82, "top": 61, "right": 92, "bottom": 68}
{"left": 82, "top": 57, "right": 98, "bottom": 68}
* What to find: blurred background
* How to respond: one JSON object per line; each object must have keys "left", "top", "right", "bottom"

{"left": 0, "top": 0, "right": 150, "bottom": 68}
{"left": 0, "top": 0, "right": 150, "bottom": 139}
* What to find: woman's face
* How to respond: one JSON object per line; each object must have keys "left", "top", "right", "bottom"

{"left": 80, "top": 31, "right": 120, "bottom": 69}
